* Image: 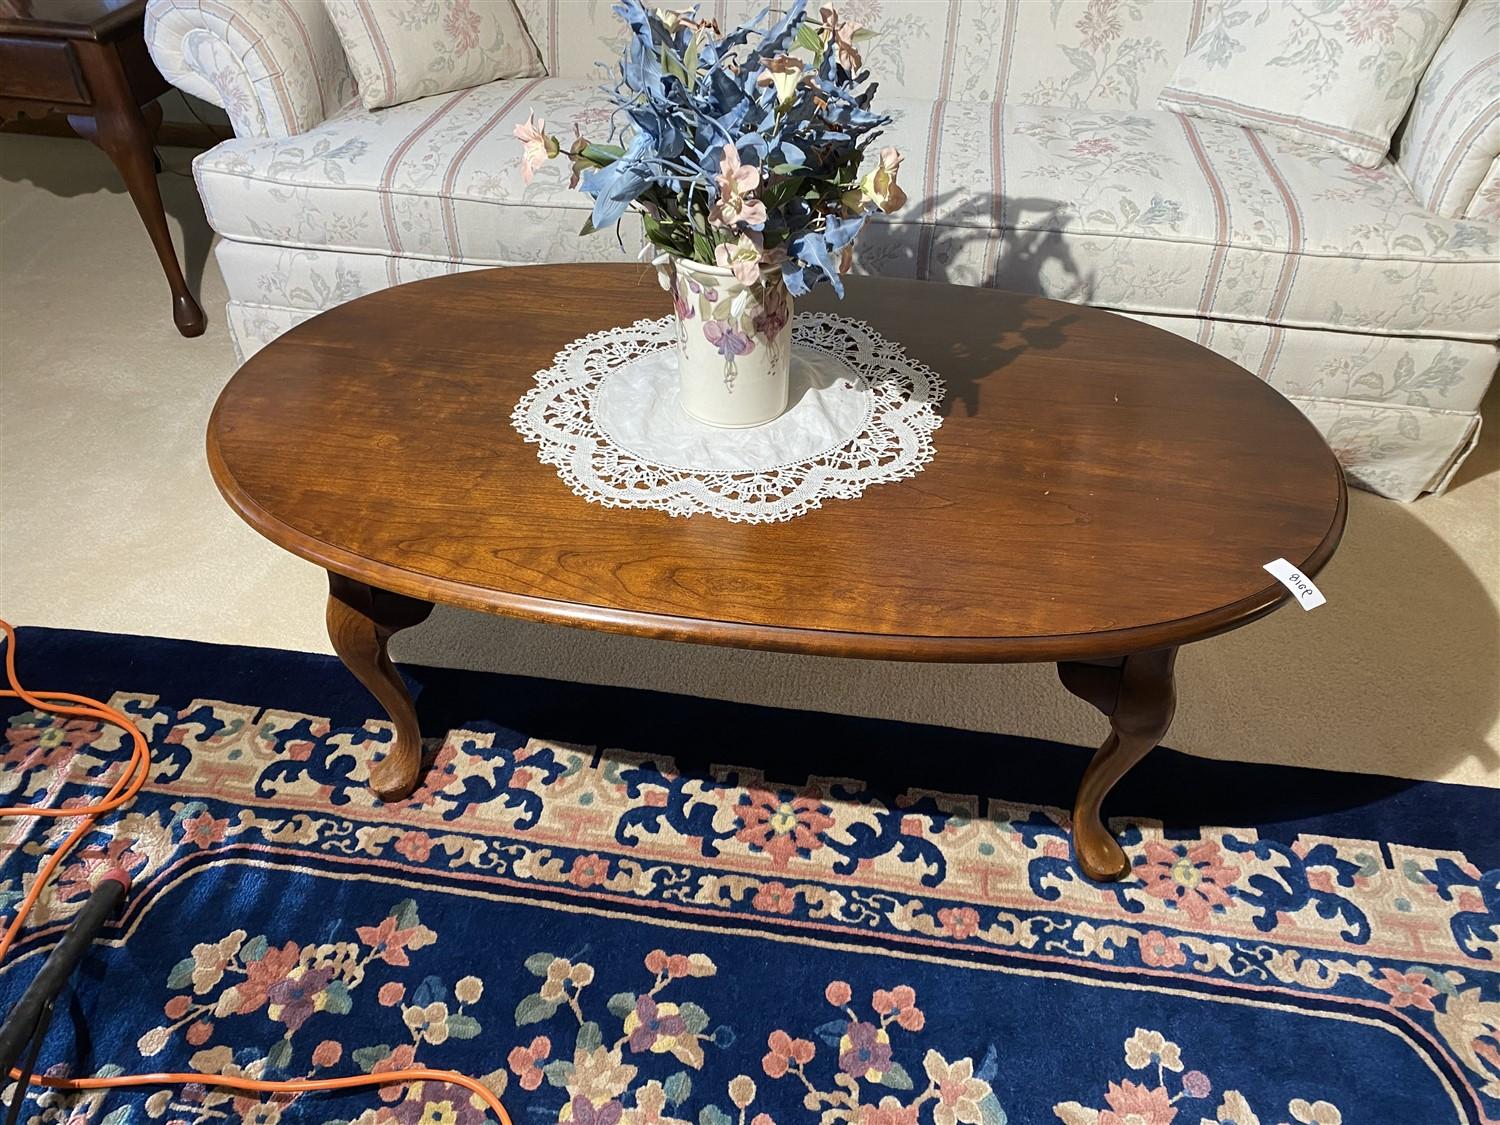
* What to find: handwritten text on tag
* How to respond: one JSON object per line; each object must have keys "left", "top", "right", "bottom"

{"left": 1264, "top": 558, "right": 1326, "bottom": 611}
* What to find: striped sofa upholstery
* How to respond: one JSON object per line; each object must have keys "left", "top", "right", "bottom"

{"left": 147, "top": 0, "right": 1500, "bottom": 500}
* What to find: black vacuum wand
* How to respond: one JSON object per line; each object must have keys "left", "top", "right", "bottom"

{"left": 0, "top": 871, "right": 130, "bottom": 1116}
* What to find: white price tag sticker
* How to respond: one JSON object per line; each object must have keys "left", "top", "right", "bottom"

{"left": 1264, "top": 558, "right": 1326, "bottom": 611}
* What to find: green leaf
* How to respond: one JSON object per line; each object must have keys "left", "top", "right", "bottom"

{"left": 978, "top": 1093, "right": 1008, "bottom": 1125}
{"left": 579, "top": 216, "right": 599, "bottom": 237}
{"left": 576, "top": 1021, "right": 603, "bottom": 1053}
{"left": 607, "top": 991, "right": 638, "bottom": 1019}
{"left": 322, "top": 980, "right": 353, "bottom": 1016}
{"left": 663, "top": 1072, "right": 692, "bottom": 1107}
{"left": 699, "top": 1106, "right": 733, "bottom": 1125}
{"left": 880, "top": 1063, "right": 914, "bottom": 1091}
{"left": 661, "top": 47, "right": 688, "bottom": 84}
{"left": 446, "top": 1013, "right": 482, "bottom": 1039}
{"left": 794, "top": 22, "right": 823, "bottom": 54}
{"left": 692, "top": 230, "right": 717, "bottom": 265}
{"left": 241, "top": 935, "right": 268, "bottom": 963}
{"left": 525, "top": 953, "right": 559, "bottom": 977}
{"left": 352, "top": 1045, "right": 390, "bottom": 1074}
{"left": 515, "top": 992, "right": 560, "bottom": 1026}
{"left": 166, "top": 957, "right": 197, "bottom": 991}
{"left": 391, "top": 899, "right": 420, "bottom": 929}
{"left": 265, "top": 1037, "right": 293, "bottom": 1072}
{"left": 643, "top": 214, "right": 683, "bottom": 255}
{"left": 543, "top": 1061, "right": 574, "bottom": 1089}
{"left": 678, "top": 1002, "right": 710, "bottom": 1035}
{"left": 101, "top": 1109, "right": 131, "bottom": 1125}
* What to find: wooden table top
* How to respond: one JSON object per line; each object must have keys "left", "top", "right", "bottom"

{"left": 208, "top": 264, "right": 1346, "bottom": 663}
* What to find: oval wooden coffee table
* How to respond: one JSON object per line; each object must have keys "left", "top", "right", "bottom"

{"left": 207, "top": 264, "right": 1346, "bottom": 881}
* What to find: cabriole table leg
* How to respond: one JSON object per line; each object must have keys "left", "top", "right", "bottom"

{"left": 1057, "top": 648, "right": 1178, "bottom": 882}
{"left": 326, "top": 572, "right": 434, "bottom": 801}
{"left": 66, "top": 38, "right": 206, "bottom": 338}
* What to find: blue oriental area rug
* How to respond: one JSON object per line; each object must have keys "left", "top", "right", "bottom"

{"left": 1, "top": 627, "right": 1497, "bottom": 1125}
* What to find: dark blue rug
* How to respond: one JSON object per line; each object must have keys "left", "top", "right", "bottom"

{"left": 2, "top": 627, "right": 1496, "bottom": 1125}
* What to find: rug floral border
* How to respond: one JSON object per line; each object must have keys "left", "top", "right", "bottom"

{"left": 4, "top": 693, "right": 1497, "bottom": 1121}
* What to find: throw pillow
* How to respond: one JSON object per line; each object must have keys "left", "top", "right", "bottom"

{"left": 1158, "top": 0, "right": 1461, "bottom": 168}
{"left": 324, "top": 0, "right": 543, "bottom": 111}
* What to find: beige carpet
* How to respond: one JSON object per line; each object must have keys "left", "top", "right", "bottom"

{"left": 2, "top": 133, "right": 1497, "bottom": 789}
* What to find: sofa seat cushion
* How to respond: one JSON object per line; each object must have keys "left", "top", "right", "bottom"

{"left": 194, "top": 78, "right": 640, "bottom": 270}
{"left": 862, "top": 99, "right": 1499, "bottom": 342}
{"left": 194, "top": 80, "right": 1499, "bottom": 341}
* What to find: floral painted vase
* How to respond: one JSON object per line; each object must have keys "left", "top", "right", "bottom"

{"left": 668, "top": 255, "right": 793, "bottom": 428}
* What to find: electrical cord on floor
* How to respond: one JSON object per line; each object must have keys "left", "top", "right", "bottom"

{"left": 0, "top": 619, "right": 513, "bottom": 1125}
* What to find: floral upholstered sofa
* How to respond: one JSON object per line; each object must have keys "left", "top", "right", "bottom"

{"left": 145, "top": 0, "right": 1500, "bottom": 500}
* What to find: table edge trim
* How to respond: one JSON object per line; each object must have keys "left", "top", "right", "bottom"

{"left": 206, "top": 409, "right": 1348, "bottom": 663}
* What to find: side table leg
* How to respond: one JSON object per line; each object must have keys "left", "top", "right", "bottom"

{"left": 326, "top": 572, "right": 434, "bottom": 801}
{"left": 68, "top": 42, "right": 206, "bottom": 338}
{"left": 1057, "top": 648, "right": 1178, "bottom": 881}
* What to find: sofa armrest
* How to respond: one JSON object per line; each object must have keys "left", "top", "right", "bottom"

{"left": 1395, "top": 0, "right": 1500, "bottom": 219}
{"left": 144, "top": 0, "right": 356, "bottom": 139}
{"left": 1467, "top": 156, "right": 1500, "bottom": 222}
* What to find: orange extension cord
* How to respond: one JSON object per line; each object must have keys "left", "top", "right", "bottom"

{"left": 0, "top": 619, "right": 513, "bottom": 1125}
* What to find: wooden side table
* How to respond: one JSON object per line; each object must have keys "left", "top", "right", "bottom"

{"left": 0, "top": 0, "right": 206, "bottom": 337}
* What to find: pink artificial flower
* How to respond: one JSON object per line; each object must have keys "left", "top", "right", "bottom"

{"left": 819, "top": 5, "right": 865, "bottom": 71}
{"left": 710, "top": 142, "right": 767, "bottom": 229}
{"left": 514, "top": 112, "right": 560, "bottom": 184}
{"left": 756, "top": 54, "right": 807, "bottom": 109}
{"left": 714, "top": 231, "right": 765, "bottom": 285}
{"left": 842, "top": 147, "right": 906, "bottom": 215}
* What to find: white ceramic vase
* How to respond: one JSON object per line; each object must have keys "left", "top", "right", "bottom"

{"left": 669, "top": 256, "right": 794, "bottom": 428}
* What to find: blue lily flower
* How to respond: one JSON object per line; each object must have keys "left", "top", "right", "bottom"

{"left": 769, "top": 137, "right": 807, "bottom": 171}
{"left": 822, "top": 212, "right": 865, "bottom": 253}
{"left": 626, "top": 101, "right": 687, "bottom": 160}
{"left": 746, "top": 0, "right": 807, "bottom": 65}
{"left": 785, "top": 230, "right": 844, "bottom": 297}
{"left": 612, "top": 1, "right": 665, "bottom": 96}
{"left": 536, "top": 0, "right": 899, "bottom": 299}
{"left": 581, "top": 134, "right": 655, "bottom": 229}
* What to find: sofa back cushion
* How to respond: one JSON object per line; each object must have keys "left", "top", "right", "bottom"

{"left": 325, "top": 0, "right": 543, "bottom": 110}
{"left": 514, "top": 0, "right": 1215, "bottom": 108}
{"left": 1158, "top": 0, "right": 1461, "bottom": 168}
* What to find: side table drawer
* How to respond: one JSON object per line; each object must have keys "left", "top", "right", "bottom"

{"left": 0, "top": 37, "right": 90, "bottom": 106}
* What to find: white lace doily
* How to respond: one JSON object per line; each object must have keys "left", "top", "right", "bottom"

{"left": 511, "top": 313, "right": 944, "bottom": 524}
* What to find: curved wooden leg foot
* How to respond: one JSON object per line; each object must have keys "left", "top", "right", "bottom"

{"left": 326, "top": 572, "right": 434, "bottom": 801}
{"left": 1058, "top": 648, "right": 1178, "bottom": 881}
{"left": 68, "top": 79, "right": 204, "bottom": 338}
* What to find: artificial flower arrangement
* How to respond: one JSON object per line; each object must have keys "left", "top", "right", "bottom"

{"left": 516, "top": 0, "right": 906, "bottom": 427}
